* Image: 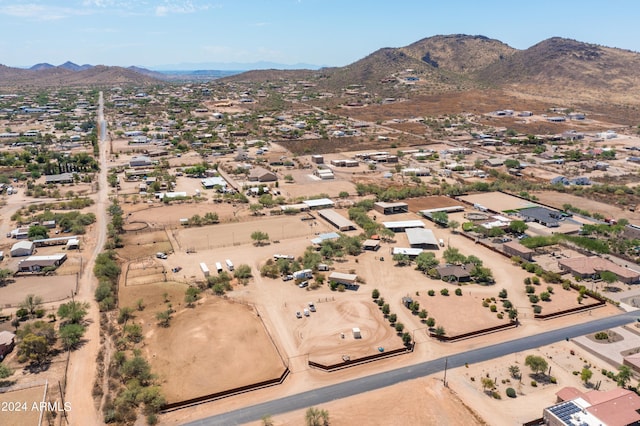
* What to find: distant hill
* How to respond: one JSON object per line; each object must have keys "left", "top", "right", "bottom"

{"left": 30, "top": 63, "right": 55, "bottom": 71}
{"left": 0, "top": 64, "right": 162, "bottom": 88}
{"left": 223, "top": 34, "right": 640, "bottom": 105}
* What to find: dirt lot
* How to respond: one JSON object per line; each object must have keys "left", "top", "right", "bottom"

{"left": 125, "top": 202, "right": 240, "bottom": 227}
{"left": 119, "top": 229, "right": 173, "bottom": 261}
{"left": 174, "top": 215, "right": 334, "bottom": 251}
{"left": 458, "top": 192, "right": 539, "bottom": 212}
{"left": 405, "top": 195, "right": 465, "bottom": 212}
{"left": 0, "top": 384, "right": 46, "bottom": 426}
{"left": 0, "top": 274, "right": 77, "bottom": 307}
{"left": 119, "top": 280, "right": 285, "bottom": 404}
{"left": 296, "top": 299, "right": 402, "bottom": 365}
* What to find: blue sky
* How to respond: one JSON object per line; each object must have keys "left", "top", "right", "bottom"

{"left": 0, "top": 0, "right": 638, "bottom": 69}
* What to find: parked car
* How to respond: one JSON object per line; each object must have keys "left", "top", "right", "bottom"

{"left": 282, "top": 274, "right": 293, "bottom": 281}
{"left": 298, "top": 281, "right": 309, "bottom": 288}
{"left": 303, "top": 308, "right": 310, "bottom": 317}
{"left": 296, "top": 311, "right": 302, "bottom": 319}
{"left": 171, "top": 266, "right": 182, "bottom": 273}
{"left": 308, "top": 302, "right": 316, "bottom": 312}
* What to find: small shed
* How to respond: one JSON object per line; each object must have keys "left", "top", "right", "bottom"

{"left": 352, "top": 327, "right": 361, "bottom": 339}
{"left": 66, "top": 239, "right": 80, "bottom": 250}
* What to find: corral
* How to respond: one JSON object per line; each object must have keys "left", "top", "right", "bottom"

{"left": 405, "top": 195, "right": 464, "bottom": 212}
{"left": 295, "top": 299, "right": 403, "bottom": 366}
{"left": 0, "top": 384, "right": 46, "bottom": 426}
{"left": 0, "top": 275, "right": 77, "bottom": 307}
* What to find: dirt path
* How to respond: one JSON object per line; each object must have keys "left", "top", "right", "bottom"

{"left": 65, "top": 91, "right": 109, "bottom": 425}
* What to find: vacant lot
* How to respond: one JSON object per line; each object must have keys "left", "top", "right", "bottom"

{"left": 119, "top": 229, "right": 173, "bottom": 260}
{"left": 458, "top": 192, "right": 539, "bottom": 212}
{"left": 174, "top": 215, "right": 335, "bottom": 251}
{"left": 119, "top": 280, "right": 285, "bottom": 404}
{"left": 405, "top": 195, "right": 465, "bottom": 212}
{"left": 0, "top": 275, "right": 77, "bottom": 307}
{"left": 0, "top": 384, "right": 45, "bottom": 426}
{"left": 533, "top": 190, "right": 640, "bottom": 222}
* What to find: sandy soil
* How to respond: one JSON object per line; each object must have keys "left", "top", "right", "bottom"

{"left": 0, "top": 384, "right": 47, "bottom": 426}
{"left": 0, "top": 274, "right": 78, "bottom": 307}
{"left": 119, "top": 281, "right": 285, "bottom": 404}
{"left": 458, "top": 191, "right": 540, "bottom": 212}
{"left": 405, "top": 195, "right": 464, "bottom": 212}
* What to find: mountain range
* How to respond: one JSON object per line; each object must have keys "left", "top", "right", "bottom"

{"left": 2, "top": 35, "right": 640, "bottom": 108}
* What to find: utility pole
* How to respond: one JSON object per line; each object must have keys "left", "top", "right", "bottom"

{"left": 443, "top": 357, "right": 448, "bottom": 387}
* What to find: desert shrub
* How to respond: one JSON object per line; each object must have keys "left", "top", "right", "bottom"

{"left": 531, "top": 381, "right": 537, "bottom": 387}
{"left": 529, "top": 294, "right": 540, "bottom": 304}
{"left": 594, "top": 331, "right": 609, "bottom": 340}
{"left": 491, "top": 391, "right": 501, "bottom": 399}
{"left": 497, "top": 313, "right": 504, "bottom": 319}
{"left": 550, "top": 376, "right": 557, "bottom": 384}
{"left": 428, "top": 289, "right": 435, "bottom": 296}
{"left": 490, "top": 305, "right": 497, "bottom": 312}
{"left": 572, "top": 371, "right": 579, "bottom": 375}
{"left": 455, "top": 288, "right": 462, "bottom": 296}
{"left": 533, "top": 305, "right": 542, "bottom": 314}
{"left": 482, "top": 300, "right": 489, "bottom": 307}
{"left": 440, "top": 288, "right": 449, "bottom": 296}
{"left": 506, "top": 388, "right": 516, "bottom": 398}
{"left": 601, "top": 369, "right": 608, "bottom": 375}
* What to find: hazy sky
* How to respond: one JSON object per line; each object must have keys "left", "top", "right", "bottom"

{"left": 0, "top": 0, "right": 638, "bottom": 69}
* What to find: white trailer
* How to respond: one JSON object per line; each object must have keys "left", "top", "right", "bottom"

{"left": 293, "top": 269, "right": 313, "bottom": 279}
{"left": 225, "top": 259, "right": 234, "bottom": 271}
{"left": 200, "top": 262, "right": 210, "bottom": 277}
{"left": 215, "top": 262, "right": 223, "bottom": 273}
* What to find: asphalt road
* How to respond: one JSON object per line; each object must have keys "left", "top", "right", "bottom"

{"left": 183, "top": 310, "right": 640, "bottom": 426}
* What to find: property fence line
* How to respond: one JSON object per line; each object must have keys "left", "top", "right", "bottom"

{"left": 308, "top": 346, "right": 412, "bottom": 372}
{"left": 160, "top": 368, "right": 290, "bottom": 413}
{"left": 428, "top": 321, "right": 518, "bottom": 342}
{"left": 0, "top": 379, "right": 47, "bottom": 394}
{"left": 37, "top": 379, "right": 48, "bottom": 426}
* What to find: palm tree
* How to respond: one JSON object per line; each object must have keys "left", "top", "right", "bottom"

{"left": 305, "top": 407, "right": 330, "bottom": 426}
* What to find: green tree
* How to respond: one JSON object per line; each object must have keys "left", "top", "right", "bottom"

{"left": 509, "top": 220, "right": 528, "bottom": 234}
{"left": 0, "top": 363, "right": 13, "bottom": 379}
{"left": 156, "top": 310, "right": 171, "bottom": 327}
{"left": 481, "top": 377, "right": 495, "bottom": 393}
{"left": 58, "top": 301, "right": 89, "bottom": 324}
{"left": 599, "top": 271, "right": 618, "bottom": 284}
{"left": 581, "top": 367, "right": 593, "bottom": 385}
{"left": 443, "top": 246, "right": 466, "bottom": 265}
{"left": 17, "top": 333, "right": 50, "bottom": 365}
{"left": 234, "top": 264, "right": 253, "bottom": 280}
{"left": 426, "top": 317, "right": 436, "bottom": 327}
{"left": 184, "top": 287, "right": 201, "bottom": 307}
{"left": 20, "top": 294, "right": 43, "bottom": 317}
{"left": 415, "top": 252, "right": 439, "bottom": 272}
{"left": 28, "top": 224, "right": 49, "bottom": 240}
{"left": 617, "top": 365, "right": 633, "bottom": 388}
{"left": 525, "top": 355, "right": 548, "bottom": 376}
{"left": 59, "top": 323, "right": 85, "bottom": 350}
{"left": 305, "top": 407, "right": 330, "bottom": 426}
{"left": 395, "top": 322, "right": 405, "bottom": 333}
{"left": 432, "top": 211, "right": 449, "bottom": 226}
{"left": 372, "top": 288, "right": 380, "bottom": 300}
{"left": 251, "top": 230, "right": 270, "bottom": 246}
{"left": 392, "top": 253, "right": 411, "bottom": 266}
{"left": 508, "top": 365, "right": 520, "bottom": 379}
{"left": 448, "top": 220, "right": 460, "bottom": 233}
{"left": 0, "top": 268, "right": 12, "bottom": 285}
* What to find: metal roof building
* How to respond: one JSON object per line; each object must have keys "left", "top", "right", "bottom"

{"left": 406, "top": 228, "right": 439, "bottom": 249}
{"left": 374, "top": 202, "right": 409, "bottom": 215}
{"left": 318, "top": 209, "right": 356, "bottom": 231}
{"left": 18, "top": 253, "right": 67, "bottom": 272}
{"left": 392, "top": 247, "right": 423, "bottom": 257}
{"left": 303, "top": 198, "right": 334, "bottom": 209}
{"left": 310, "top": 232, "right": 340, "bottom": 245}
{"left": 382, "top": 220, "right": 425, "bottom": 232}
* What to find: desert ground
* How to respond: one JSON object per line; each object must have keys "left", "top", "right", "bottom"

{"left": 0, "top": 384, "right": 47, "bottom": 426}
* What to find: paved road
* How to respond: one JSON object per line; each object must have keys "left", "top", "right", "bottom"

{"left": 184, "top": 310, "right": 639, "bottom": 426}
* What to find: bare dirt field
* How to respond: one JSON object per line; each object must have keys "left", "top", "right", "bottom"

{"left": 0, "top": 384, "right": 46, "bottom": 426}
{"left": 0, "top": 274, "right": 77, "bottom": 307}
{"left": 119, "top": 280, "right": 285, "bottom": 404}
{"left": 417, "top": 291, "right": 511, "bottom": 336}
{"left": 124, "top": 201, "right": 240, "bottom": 227}
{"left": 405, "top": 195, "right": 465, "bottom": 212}
{"left": 296, "top": 299, "right": 403, "bottom": 365}
{"left": 458, "top": 191, "right": 539, "bottom": 212}
{"left": 174, "top": 215, "right": 335, "bottom": 251}
{"left": 119, "top": 229, "right": 173, "bottom": 260}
